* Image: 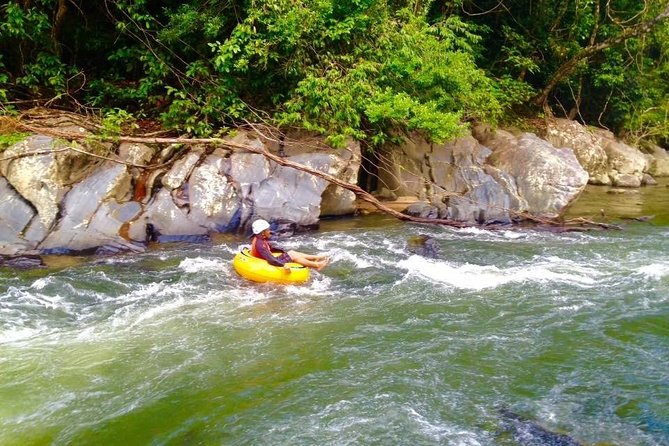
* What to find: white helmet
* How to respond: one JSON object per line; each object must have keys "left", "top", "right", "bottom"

{"left": 252, "top": 219, "right": 270, "bottom": 235}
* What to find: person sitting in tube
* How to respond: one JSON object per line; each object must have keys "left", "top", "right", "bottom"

{"left": 250, "top": 219, "right": 329, "bottom": 271}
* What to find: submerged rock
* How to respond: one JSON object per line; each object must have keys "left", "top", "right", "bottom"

{"left": 498, "top": 407, "right": 582, "bottom": 446}
{"left": 406, "top": 235, "right": 440, "bottom": 258}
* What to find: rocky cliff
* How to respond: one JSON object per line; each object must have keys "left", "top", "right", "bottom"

{"left": 1, "top": 117, "right": 666, "bottom": 257}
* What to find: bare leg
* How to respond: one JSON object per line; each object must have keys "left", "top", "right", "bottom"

{"left": 287, "top": 250, "right": 330, "bottom": 270}
{"left": 301, "top": 253, "right": 329, "bottom": 262}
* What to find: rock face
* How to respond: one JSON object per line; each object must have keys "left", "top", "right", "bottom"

{"left": 1, "top": 117, "right": 661, "bottom": 258}
{"left": 641, "top": 144, "right": 669, "bottom": 177}
{"left": 484, "top": 131, "right": 589, "bottom": 218}
{"left": 376, "top": 129, "right": 588, "bottom": 223}
{"left": 0, "top": 128, "right": 361, "bottom": 256}
{"left": 544, "top": 119, "right": 610, "bottom": 184}
{"left": 545, "top": 118, "right": 659, "bottom": 186}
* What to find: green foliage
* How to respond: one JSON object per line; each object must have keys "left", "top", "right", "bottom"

{"left": 101, "top": 109, "right": 138, "bottom": 138}
{"left": 0, "top": 55, "right": 8, "bottom": 104}
{"left": 2, "top": 0, "right": 667, "bottom": 147}
{"left": 451, "top": 0, "right": 669, "bottom": 144}
{"left": 0, "top": 132, "right": 29, "bottom": 151}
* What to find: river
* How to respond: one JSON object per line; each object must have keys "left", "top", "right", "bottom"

{"left": 1, "top": 181, "right": 668, "bottom": 445}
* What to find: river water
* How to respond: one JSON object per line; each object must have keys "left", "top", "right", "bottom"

{"left": 1, "top": 182, "right": 668, "bottom": 446}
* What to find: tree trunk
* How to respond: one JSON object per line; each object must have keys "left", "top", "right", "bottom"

{"left": 51, "top": 0, "right": 68, "bottom": 57}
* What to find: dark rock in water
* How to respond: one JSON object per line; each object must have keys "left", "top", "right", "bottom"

{"left": 498, "top": 407, "right": 582, "bottom": 446}
{"left": 404, "top": 202, "right": 439, "bottom": 219}
{"left": 154, "top": 234, "right": 211, "bottom": 244}
{"left": 0, "top": 255, "right": 44, "bottom": 269}
{"left": 95, "top": 242, "right": 146, "bottom": 256}
{"left": 40, "top": 247, "right": 74, "bottom": 255}
{"left": 406, "top": 235, "right": 440, "bottom": 258}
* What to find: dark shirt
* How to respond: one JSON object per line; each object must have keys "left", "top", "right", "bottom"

{"left": 251, "top": 236, "right": 288, "bottom": 267}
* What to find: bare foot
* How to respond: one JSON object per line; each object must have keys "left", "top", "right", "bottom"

{"left": 315, "top": 258, "right": 330, "bottom": 271}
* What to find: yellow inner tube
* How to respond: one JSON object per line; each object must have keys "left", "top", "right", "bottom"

{"left": 233, "top": 249, "right": 310, "bottom": 284}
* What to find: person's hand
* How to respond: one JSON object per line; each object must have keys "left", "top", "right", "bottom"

{"left": 283, "top": 264, "right": 291, "bottom": 272}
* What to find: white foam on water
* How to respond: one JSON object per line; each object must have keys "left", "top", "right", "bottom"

{"left": 635, "top": 262, "right": 669, "bottom": 280}
{"left": 502, "top": 230, "right": 527, "bottom": 240}
{"left": 178, "top": 257, "right": 228, "bottom": 273}
{"left": 30, "top": 277, "right": 53, "bottom": 290}
{"left": 404, "top": 406, "right": 484, "bottom": 445}
{"left": 214, "top": 243, "right": 243, "bottom": 255}
{"left": 0, "top": 326, "right": 39, "bottom": 344}
{"left": 397, "top": 255, "right": 598, "bottom": 290}
{"left": 330, "top": 249, "right": 373, "bottom": 268}
{"left": 315, "top": 233, "right": 381, "bottom": 252}
{"left": 456, "top": 227, "right": 494, "bottom": 236}
{"left": 129, "top": 296, "right": 187, "bottom": 328}
{"left": 107, "top": 281, "right": 190, "bottom": 331}
{"left": 285, "top": 275, "right": 333, "bottom": 296}
{"left": 557, "top": 302, "right": 595, "bottom": 313}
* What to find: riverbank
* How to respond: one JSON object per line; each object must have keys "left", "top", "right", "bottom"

{"left": 356, "top": 178, "right": 669, "bottom": 226}
{"left": 1, "top": 113, "right": 667, "bottom": 258}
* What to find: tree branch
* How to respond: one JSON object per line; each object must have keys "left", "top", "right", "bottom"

{"left": 534, "top": 1, "right": 669, "bottom": 106}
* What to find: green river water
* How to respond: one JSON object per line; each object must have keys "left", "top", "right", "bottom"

{"left": 1, "top": 181, "right": 668, "bottom": 445}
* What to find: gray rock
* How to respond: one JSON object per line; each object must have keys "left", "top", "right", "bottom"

{"left": 377, "top": 134, "right": 517, "bottom": 224}
{"left": 487, "top": 133, "right": 588, "bottom": 218}
{"left": 641, "top": 144, "right": 669, "bottom": 177}
{"left": 378, "top": 130, "right": 585, "bottom": 224}
{"left": 320, "top": 144, "right": 361, "bottom": 216}
{"left": 118, "top": 142, "right": 154, "bottom": 166}
{"left": 406, "top": 235, "right": 440, "bottom": 258}
{"left": 499, "top": 407, "right": 582, "bottom": 446}
{"left": 404, "top": 202, "right": 439, "bottom": 219}
{"left": 253, "top": 153, "right": 335, "bottom": 226}
{"left": 0, "top": 255, "right": 44, "bottom": 269}
{"left": 0, "top": 177, "right": 40, "bottom": 255}
{"left": 39, "top": 164, "right": 138, "bottom": 252}
{"left": 603, "top": 139, "right": 646, "bottom": 187}
{"left": 188, "top": 162, "right": 241, "bottom": 231}
{"left": 544, "top": 119, "right": 610, "bottom": 184}
{"left": 143, "top": 188, "right": 209, "bottom": 236}
{"left": 642, "top": 173, "right": 658, "bottom": 186}
{"left": 0, "top": 136, "right": 69, "bottom": 229}
{"left": 162, "top": 149, "right": 204, "bottom": 190}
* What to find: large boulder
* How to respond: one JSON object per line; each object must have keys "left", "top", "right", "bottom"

{"left": 39, "top": 163, "right": 141, "bottom": 253}
{"left": 602, "top": 139, "right": 647, "bottom": 187}
{"left": 0, "top": 135, "right": 101, "bottom": 229}
{"left": 378, "top": 130, "right": 586, "bottom": 224}
{"left": 320, "top": 144, "right": 360, "bottom": 216}
{"left": 485, "top": 131, "right": 588, "bottom": 217}
{"left": 544, "top": 118, "right": 610, "bottom": 184}
{"left": 252, "top": 153, "right": 334, "bottom": 226}
{"left": 640, "top": 144, "right": 669, "bottom": 177}
{"left": 0, "top": 177, "right": 41, "bottom": 255}
{"left": 545, "top": 118, "right": 650, "bottom": 186}
{"left": 0, "top": 126, "right": 357, "bottom": 257}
